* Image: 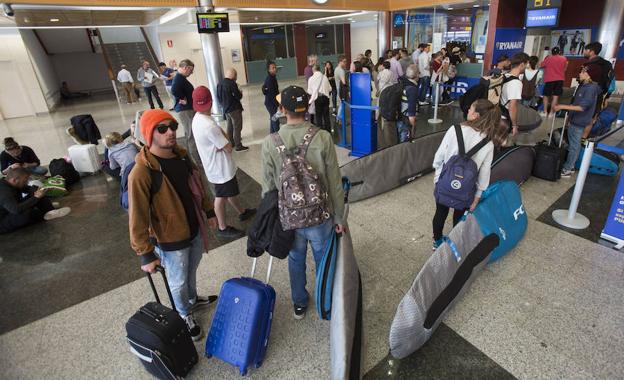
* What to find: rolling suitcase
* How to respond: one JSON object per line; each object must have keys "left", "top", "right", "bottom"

{"left": 206, "top": 256, "right": 276, "bottom": 376}
{"left": 532, "top": 113, "right": 567, "bottom": 181}
{"left": 126, "top": 266, "right": 198, "bottom": 380}
{"left": 68, "top": 144, "right": 100, "bottom": 173}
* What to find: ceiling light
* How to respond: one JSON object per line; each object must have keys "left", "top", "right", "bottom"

{"left": 448, "top": 7, "right": 454, "bottom": 10}
{"left": 473, "top": 4, "right": 479, "bottom": 7}
{"left": 325, "top": 20, "right": 330, "bottom": 23}
{"left": 50, "top": 18, "right": 60, "bottom": 22}
{"left": 351, "top": 20, "right": 356, "bottom": 23}
{"left": 347, "top": 18, "right": 353, "bottom": 21}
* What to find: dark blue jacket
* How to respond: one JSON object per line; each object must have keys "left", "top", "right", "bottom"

{"left": 217, "top": 78, "right": 243, "bottom": 116}
{"left": 171, "top": 73, "right": 194, "bottom": 112}
{"left": 263, "top": 73, "right": 279, "bottom": 112}
{"left": 569, "top": 82, "right": 600, "bottom": 127}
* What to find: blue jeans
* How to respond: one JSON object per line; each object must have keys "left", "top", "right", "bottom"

{"left": 564, "top": 124, "right": 584, "bottom": 171}
{"left": 288, "top": 219, "right": 334, "bottom": 307}
{"left": 396, "top": 119, "right": 411, "bottom": 143}
{"left": 418, "top": 76, "right": 430, "bottom": 102}
{"left": 155, "top": 233, "right": 203, "bottom": 317}
{"left": 27, "top": 166, "right": 48, "bottom": 176}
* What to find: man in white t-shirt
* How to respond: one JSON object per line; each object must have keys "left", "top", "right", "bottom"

{"left": 500, "top": 52, "right": 529, "bottom": 136}
{"left": 191, "top": 86, "right": 256, "bottom": 239}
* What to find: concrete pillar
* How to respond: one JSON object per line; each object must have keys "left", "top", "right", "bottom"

{"left": 597, "top": 0, "right": 624, "bottom": 60}
{"left": 198, "top": 0, "right": 224, "bottom": 116}
{"left": 377, "top": 11, "right": 389, "bottom": 58}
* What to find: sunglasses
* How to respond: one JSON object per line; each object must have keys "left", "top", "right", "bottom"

{"left": 156, "top": 121, "right": 178, "bottom": 134}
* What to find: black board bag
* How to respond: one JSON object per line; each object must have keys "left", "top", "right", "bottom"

{"left": 125, "top": 266, "right": 198, "bottom": 379}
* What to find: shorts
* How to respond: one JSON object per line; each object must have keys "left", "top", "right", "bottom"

{"left": 543, "top": 80, "right": 563, "bottom": 96}
{"left": 214, "top": 177, "right": 240, "bottom": 198}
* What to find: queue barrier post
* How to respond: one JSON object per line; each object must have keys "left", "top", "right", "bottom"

{"left": 428, "top": 81, "right": 443, "bottom": 124}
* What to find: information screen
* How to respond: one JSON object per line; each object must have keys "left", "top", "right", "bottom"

{"left": 525, "top": 8, "right": 559, "bottom": 27}
{"left": 196, "top": 13, "right": 229, "bottom": 33}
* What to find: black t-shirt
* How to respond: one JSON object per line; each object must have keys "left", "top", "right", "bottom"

{"left": 155, "top": 156, "right": 198, "bottom": 247}
{"left": 1, "top": 146, "right": 40, "bottom": 172}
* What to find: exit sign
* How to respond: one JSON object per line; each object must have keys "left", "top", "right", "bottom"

{"left": 527, "top": 0, "right": 562, "bottom": 9}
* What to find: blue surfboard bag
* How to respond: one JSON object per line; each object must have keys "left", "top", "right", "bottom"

{"left": 575, "top": 147, "right": 619, "bottom": 177}
{"left": 316, "top": 230, "right": 338, "bottom": 320}
{"left": 471, "top": 181, "right": 528, "bottom": 263}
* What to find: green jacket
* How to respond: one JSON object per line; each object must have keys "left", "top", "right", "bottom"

{"left": 261, "top": 122, "right": 345, "bottom": 225}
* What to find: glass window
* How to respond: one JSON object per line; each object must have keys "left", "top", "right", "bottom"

{"left": 242, "top": 25, "right": 293, "bottom": 61}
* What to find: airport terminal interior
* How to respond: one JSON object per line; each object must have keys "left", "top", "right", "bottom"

{"left": 0, "top": 0, "right": 624, "bottom": 378}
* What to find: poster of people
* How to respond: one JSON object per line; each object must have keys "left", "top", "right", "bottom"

{"left": 551, "top": 29, "right": 592, "bottom": 57}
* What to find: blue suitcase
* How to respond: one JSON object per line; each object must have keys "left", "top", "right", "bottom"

{"left": 205, "top": 257, "right": 276, "bottom": 376}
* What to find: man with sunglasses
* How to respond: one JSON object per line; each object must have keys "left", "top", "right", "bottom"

{"left": 128, "top": 109, "right": 219, "bottom": 341}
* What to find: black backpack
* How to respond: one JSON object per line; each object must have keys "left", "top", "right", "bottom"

{"left": 49, "top": 158, "right": 81, "bottom": 186}
{"left": 379, "top": 82, "right": 405, "bottom": 121}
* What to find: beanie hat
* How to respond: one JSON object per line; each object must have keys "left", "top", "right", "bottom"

{"left": 140, "top": 109, "right": 176, "bottom": 147}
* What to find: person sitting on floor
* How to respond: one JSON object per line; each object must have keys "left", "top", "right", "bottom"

{"left": 103, "top": 132, "right": 139, "bottom": 179}
{"left": 1, "top": 138, "right": 47, "bottom": 176}
{"left": 0, "top": 167, "right": 71, "bottom": 234}
{"left": 60, "top": 81, "right": 89, "bottom": 100}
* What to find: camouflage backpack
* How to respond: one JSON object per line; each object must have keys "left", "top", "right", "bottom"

{"left": 271, "top": 127, "right": 332, "bottom": 231}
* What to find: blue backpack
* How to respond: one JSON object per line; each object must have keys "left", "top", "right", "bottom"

{"left": 471, "top": 181, "right": 528, "bottom": 262}
{"left": 435, "top": 125, "right": 489, "bottom": 210}
{"left": 120, "top": 162, "right": 162, "bottom": 211}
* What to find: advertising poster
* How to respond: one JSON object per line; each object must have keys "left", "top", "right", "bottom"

{"left": 492, "top": 28, "right": 527, "bottom": 62}
{"left": 471, "top": 8, "right": 489, "bottom": 54}
{"left": 407, "top": 13, "right": 433, "bottom": 51}
{"left": 550, "top": 29, "right": 591, "bottom": 57}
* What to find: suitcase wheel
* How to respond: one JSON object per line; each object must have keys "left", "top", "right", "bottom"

{"left": 255, "top": 361, "right": 262, "bottom": 368}
{"left": 239, "top": 368, "right": 248, "bottom": 376}
{"left": 205, "top": 353, "right": 212, "bottom": 359}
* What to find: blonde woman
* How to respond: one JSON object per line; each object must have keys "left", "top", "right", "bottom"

{"left": 104, "top": 132, "right": 138, "bottom": 179}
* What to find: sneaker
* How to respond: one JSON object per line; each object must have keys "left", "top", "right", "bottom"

{"left": 432, "top": 238, "right": 444, "bottom": 251}
{"left": 44, "top": 207, "right": 71, "bottom": 221}
{"left": 548, "top": 113, "right": 555, "bottom": 119}
{"left": 419, "top": 101, "right": 429, "bottom": 106}
{"left": 238, "top": 208, "right": 257, "bottom": 222}
{"left": 190, "top": 295, "right": 218, "bottom": 311}
{"left": 561, "top": 169, "right": 574, "bottom": 178}
{"left": 539, "top": 111, "right": 547, "bottom": 118}
{"left": 235, "top": 145, "right": 249, "bottom": 152}
{"left": 183, "top": 314, "right": 203, "bottom": 342}
{"left": 216, "top": 226, "right": 245, "bottom": 239}
{"left": 293, "top": 305, "right": 307, "bottom": 320}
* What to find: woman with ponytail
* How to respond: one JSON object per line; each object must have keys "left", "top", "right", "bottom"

{"left": 431, "top": 99, "right": 508, "bottom": 250}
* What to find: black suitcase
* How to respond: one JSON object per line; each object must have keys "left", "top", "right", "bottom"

{"left": 126, "top": 267, "right": 198, "bottom": 379}
{"left": 532, "top": 113, "right": 568, "bottom": 181}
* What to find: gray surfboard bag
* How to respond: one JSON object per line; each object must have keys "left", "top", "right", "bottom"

{"left": 490, "top": 145, "right": 535, "bottom": 186}
{"left": 389, "top": 214, "right": 499, "bottom": 359}
{"left": 340, "top": 131, "right": 446, "bottom": 203}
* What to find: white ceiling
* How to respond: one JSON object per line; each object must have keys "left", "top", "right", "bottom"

{"left": 37, "top": 29, "right": 93, "bottom": 54}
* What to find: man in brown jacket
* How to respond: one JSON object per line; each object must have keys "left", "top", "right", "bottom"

{"left": 129, "top": 109, "right": 218, "bottom": 341}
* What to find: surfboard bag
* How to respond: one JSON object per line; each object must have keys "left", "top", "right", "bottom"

{"left": 471, "top": 181, "right": 527, "bottom": 263}
{"left": 575, "top": 147, "right": 619, "bottom": 177}
{"left": 490, "top": 146, "right": 535, "bottom": 186}
{"left": 330, "top": 178, "right": 363, "bottom": 380}
{"left": 340, "top": 131, "right": 446, "bottom": 203}
{"left": 316, "top": 230, "right": 338, "bottom": 320}
{"left": 389, "top": 214, "right": 500, "bottom": 359}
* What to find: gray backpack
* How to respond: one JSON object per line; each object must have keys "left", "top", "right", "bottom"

{"left": 271, "top": 127, "right": 331, "bottom": 231}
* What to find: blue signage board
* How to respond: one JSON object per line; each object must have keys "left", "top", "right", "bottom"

{"left": 526, "top": 8, "right": 559, "bottom": 27}
{"left": 393, "top": 14, "right": 404, "bottom": 27}
{"left": 492, "top": 28, "right": 527, "bottom": 62}
{"left": 448, "top": 76, "right": 481, "bottom": 100}
{"left": 601, "top": 171, "right": 624, "bottom": 247}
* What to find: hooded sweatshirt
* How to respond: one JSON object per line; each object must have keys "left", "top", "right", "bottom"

{"left": 108, "top": 142, "right": 139, "bottom": 175}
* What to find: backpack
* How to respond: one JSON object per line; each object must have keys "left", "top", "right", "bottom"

{"left": 434, "top": 125, "right": 490, "bottom": 210}
{"left": 590, "top": 107, "right": 618, "bottom": 137}
{"left": 49, "top": 158, "right": 81, "bottom": 186}
{"left": 271, "top": 127, "right": 331, "bottom": 231}
{"left": 521, "top": 72, "right": 538, "bottom": 100}
{"left": 120, "top": 161, "right": 163, "bottom": 211}
{"left": 379, "top": 81, "right": 405, "bottom": 121}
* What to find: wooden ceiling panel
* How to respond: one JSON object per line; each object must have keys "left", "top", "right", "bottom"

{"left": 13, "top": 9, "right": 168, "bottom": 27}
{"left": 236, "top": 11, "right": 349, "bottom": 24}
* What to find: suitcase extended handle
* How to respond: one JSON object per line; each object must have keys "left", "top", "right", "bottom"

{"left": 250, "top": 256, "right": 274, "bottom": 284}
{"left": 548, "top": 111, "right": 568, "bottom": 148}
{"left": 146, "top": 265, "right": 177, "bottom": 311}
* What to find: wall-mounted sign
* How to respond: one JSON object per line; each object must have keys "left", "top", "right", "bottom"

{"left": 526, "top": 7, "right": 559, "bottom": 28}
{"left": 263, "top": 28, "right": 274, "bottom": 34}
{"left": 527, "top": 0, "right": 561, "bottom": 9}
{"left": 166, "top": 40, "right": 173, "bottom": 48}
{"left": 393, "top": 13, "right": 404, "bottom": 28}
{"left": 551, "top": 28, "right": 593, "bottom": 57}
{"left": 493, "top": 28, "right": 527, "bottom": 61}
{"left": 231, "top": 48, "right": 241, "bottom": 63}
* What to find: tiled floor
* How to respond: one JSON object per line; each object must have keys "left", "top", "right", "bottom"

{"left": 1, "top": 80, "right": 623, "bottom": 379}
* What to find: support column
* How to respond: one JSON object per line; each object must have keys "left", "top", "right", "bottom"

{"left": 198, "top": 0, "right": 224, "bottom": 116}
{"left": 377, "top": 11, "right": 389, "bottom": 59}
{"left": 597, "top": 0, "right": 624, "bottom": 60}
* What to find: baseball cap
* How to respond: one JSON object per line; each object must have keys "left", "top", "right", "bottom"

{"left": 276, "top": 86, "right": 309, "bottom": 113}
{"left": 192, "top": 86, "right": 213, "bottom": 112}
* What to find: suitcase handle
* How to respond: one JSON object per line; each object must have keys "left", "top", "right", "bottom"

{"left": 250, "top": 256, "right": 274, "bottom": 284}
{"left": 146, "top": 266, "right": 177, "bottom": 311}
{"left": 548, "top": 111, "right": 568, "bottom": 148}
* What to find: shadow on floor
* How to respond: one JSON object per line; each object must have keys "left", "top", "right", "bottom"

{"left": 0, "top": 168, "right": 261, "bottom": 335}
